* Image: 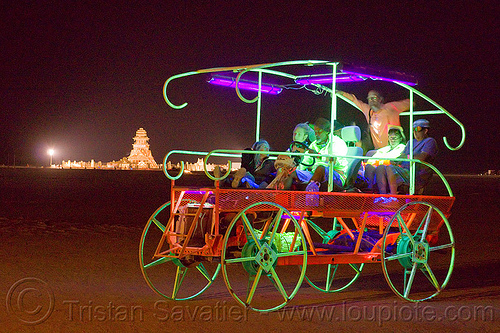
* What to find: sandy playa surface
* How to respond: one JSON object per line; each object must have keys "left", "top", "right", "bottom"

{"left": 0, "top": 168, "right": 498, "bottom": 332}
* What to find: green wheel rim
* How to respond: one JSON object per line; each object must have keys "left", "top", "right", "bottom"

{"left": 221, "top": 201, "right": 307, "bottom": 312}
{"left": 303, "top": 225, "right": 363, "bottom": 293}
{"left": 303, "top": 263, "right": 364, "bottom": 293}
{"left": 139, "top": 201, "right": 221, "bottom": 300}
{"left": 381, "top": 201, "right": 455, "bottom": 302}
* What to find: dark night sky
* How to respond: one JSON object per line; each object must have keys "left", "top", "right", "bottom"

{"left": 1, "top": 1, "right": 498, "bottom": 173}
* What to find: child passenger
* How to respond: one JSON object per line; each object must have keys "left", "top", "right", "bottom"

{"left": 264, "top": 123, "right": 315, "bottom": 189}
{"left": 291, "top": 123, "right": 316, "bottom": 147}
{"left": 267, "top": 118, "right": 348, "bottom": 191}
{"left": 289, "top": 122, "right": 316, "bottom": 166}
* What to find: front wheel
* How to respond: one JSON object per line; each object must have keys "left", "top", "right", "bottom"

{"left": 139, "top": 201, "right": 220, "bottom": 300}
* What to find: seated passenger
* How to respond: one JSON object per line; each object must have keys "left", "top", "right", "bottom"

{"left": 260, "top": 122, "right": 315, "bottom": 189}
{"left": 232, "top": 140, "right": 276, "bottom": 188}
{"left": 288, "top": 122, "right": 316, "bottom": 172}
{"left": 269, "top": 118, "right": 348, "bottom": 191}
{"left": 363, "top": 125, "right": 406, "bottom": 191}
{"left": 289, "top": 122, "right": 316, "bottom": 154}
{"left": 272, "top": 118, "right": 348, "bottom": 191}
{"left": 381, "top": 119, "right": 438, "bottom": 194}
{"left": 304, "top": 118, "right": 349, "bottom": 192}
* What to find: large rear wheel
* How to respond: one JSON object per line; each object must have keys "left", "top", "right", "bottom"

{"left": 381, "top": 201, "right": 455, "bottom": 301}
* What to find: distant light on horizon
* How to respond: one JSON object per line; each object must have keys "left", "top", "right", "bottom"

{"left": 47, "top": 148, "right": 55, "bottom": 166}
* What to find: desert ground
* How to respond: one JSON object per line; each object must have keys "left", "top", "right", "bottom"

{"left": 0, "top": 168, "right": 498, "bottom": 332}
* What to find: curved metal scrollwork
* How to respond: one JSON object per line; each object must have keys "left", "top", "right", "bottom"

{"left": 235, "top": 70, "right": 259, "bottom": 104}
{"left": 395, "top": 82, "right": 466, "bottom": 151}
{"left": 162, "top": 150, "right": 188, "bottom": 180}
{"left": 162, "top": 150, "right": 239, "bottom": 181}
{"left": 234, "top": 60, "right": 330, "bottom": 104}
{"left": 162, "top": 72, "right": 201, "bottom": 110}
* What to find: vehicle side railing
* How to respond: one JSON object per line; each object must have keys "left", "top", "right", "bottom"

{"left": 162, "top": 149, "right": 454, "bottom": 197}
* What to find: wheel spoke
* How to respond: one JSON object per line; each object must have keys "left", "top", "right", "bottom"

{"left": 304, "top": 262, "right": 363, "bottom": 293}
{"left": 398, "top": 215, "right": 415, "bottom": 247}
{"left": 306, "top": 219, "right": 328, "bottom": 238}
{"left": 242, "top": 214, "right": 261, "bottom": 251}
{"left": 429, "top": 242, "right": 454, "bottom": 252}
{"left": 225, "top": 256, "right": 257, "bottom": 264}
{"left": 246, "top": 267, "right": 263, "bottom": 304}
{"left": 267, "top": 209, "right": 284, "bottom": 245}
{"left": 326, "top": 264, "right": 339, "bottom": 291}
{"left": 151, "top": 217, "right": 166, "bottom": 232}
{"left": 419, "top": 207, "right": 433, "bottom": 240}
{"left": 396, "top": 213, "right": 406, "bottom": 234}
{"left": 172, "top": 266, "right": 188, "bottom": 299}
{"left": 276, "top": 249, "right": 306, "bottom": 257}
{"left": 421, "top": 263, "right": 440, "bottom": 291}
{"left": 403, "top": 264, "right": 418, "bottom": 298}
{"left": 348, "top": 263, "right": 362, "bottom": 274}
{"left": 144, "top": 256, "right": 175, "bottom": 269}
{"left": 385, "top": 252, "right": 412, "bottom": 261}
{"left": 268, "top": 268, "right": 289, "bottom": 301}
{"left": 196, "top": 262, "right": 218, "bottom": 282}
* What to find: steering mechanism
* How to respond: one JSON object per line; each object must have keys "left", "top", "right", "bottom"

{"left": 289, "top": 141, "right": 315, "bottom": 167}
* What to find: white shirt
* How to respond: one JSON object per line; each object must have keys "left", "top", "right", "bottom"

{"left": 303, "top": 135, "right": 349, "bottom": 183}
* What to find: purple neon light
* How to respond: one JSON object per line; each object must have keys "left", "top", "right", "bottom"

{"left": 342, "top": 70, "right": 417, "bottom": 86}
{"left": 295, "top": 74, "right": 365, "bottom": 85}
{"left": 184, "top": 190, "right": 213, "bottom": 194}
{"left": 208, "top": 76, "right": 283, "bottom": 94}
{"left": 296, "top": 71, "right": 417, "bottom": 86}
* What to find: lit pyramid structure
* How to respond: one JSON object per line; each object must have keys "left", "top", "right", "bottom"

{"left": 127, "top": 128, "right": 159, "bottom": 169}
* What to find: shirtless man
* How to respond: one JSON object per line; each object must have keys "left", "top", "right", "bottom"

{"left": 337, "top": 89, "right": 411, "bottom": 150}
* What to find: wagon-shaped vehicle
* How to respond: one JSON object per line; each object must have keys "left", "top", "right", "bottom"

{"left": 139, "top": 60, "right": 465, "bottom": 312}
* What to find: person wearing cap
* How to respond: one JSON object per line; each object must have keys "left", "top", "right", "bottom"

{"left": 363, "top": 125, "right": 407, "bottom": 191}
{"left": 381, "top": 119, "right": 438, "bottom": 194}
{"left": 336, "top": 89, "right": 411, "bottom": 151}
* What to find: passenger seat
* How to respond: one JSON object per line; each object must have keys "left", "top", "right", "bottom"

{"left": 340, "top": 125, "right": 363, "bottom": 191}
